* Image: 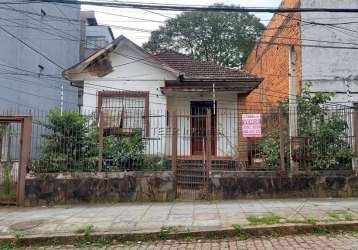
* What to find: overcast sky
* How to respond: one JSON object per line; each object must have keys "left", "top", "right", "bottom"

{"left": 82, "top": 0, "right": 281, "bottom": 45}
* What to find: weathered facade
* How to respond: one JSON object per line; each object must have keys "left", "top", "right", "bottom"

{"left": 244, "top": 0, "right": 358, "bottom": 107}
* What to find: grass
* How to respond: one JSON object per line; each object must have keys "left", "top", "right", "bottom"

{"left": 159, "top": 226, "right": 179, "bottom": 240}
{"left": 0, "top": 242, "right": 16, "bottom": 250}
{"left": 307, "top": 218, "right": 318, "bottom": 225}
{"left": 328, "top": 211, "right": 354, "bottom": 222}
{"left": 247, "top": 213, "right": 283, "bottom": 225}
{"left": 74, "top": 238, "right": 112, "bottom": 248}
{"left": 75, "top": 224, "right": 95, "bottom": 236}
{"left": 232, "top": 224, "right": 248, "bottom": 241}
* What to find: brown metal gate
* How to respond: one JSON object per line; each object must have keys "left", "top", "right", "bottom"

{"left": 172, "top": 109, "right": 213, "bottom": 200}
{"left": 0, "top": 116, "right": 31, "bottom": 206}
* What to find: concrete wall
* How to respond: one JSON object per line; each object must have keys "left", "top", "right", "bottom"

{"left": 301, "top": 0, "right": 358, "bottom": 106}
{"left": 0, "top": 1, "right": 81, "bottom": 112}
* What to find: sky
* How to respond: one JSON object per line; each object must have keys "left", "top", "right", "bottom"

{"left": 82, "top": 0, "right": 281, "bottom": 45}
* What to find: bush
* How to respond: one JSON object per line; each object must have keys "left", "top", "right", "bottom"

{"left": 260, "top": 84, "right": 353, "bottom": 170}
{"left": 31, "top": 109, "right": 98, "bottom": 172}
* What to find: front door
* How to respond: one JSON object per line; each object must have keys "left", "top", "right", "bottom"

{"left": 191, "top": 101, "right": 216, "bottom": 156}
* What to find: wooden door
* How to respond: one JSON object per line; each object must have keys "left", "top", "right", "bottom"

{"left": 191, "top": 101, "right": 216, "bottom": 156}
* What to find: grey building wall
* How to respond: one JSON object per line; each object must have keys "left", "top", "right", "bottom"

{"left": 0, "top": 1, "right": 81, "bottom": 160}
{"left": 0, "top": 1, "right": 81, "bottom": 113}
{"left": 301, "top": 0, "right": 358, "bottom": 106}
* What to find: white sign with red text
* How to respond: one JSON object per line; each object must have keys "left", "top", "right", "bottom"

{"left": 242, "top": 114, "right": 262, "bottom": 138}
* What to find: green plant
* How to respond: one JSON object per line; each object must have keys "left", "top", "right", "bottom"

{"left": 232, "top": 224, "right": 242, "bottom": 232}
{"left": 159, "top": 226, "right": 178, "bottom": 240}
{"left": 32, "top": 109, "right": 98, "bottom": 172}
{"left": 328, "top": 211, "right": 353, "bottom": 221}
{"left": 142, "top": 155, "right": 171, "bottom": 171}
{"left": 261, "top": 84, "right": 353, "bottom": 170}
{"left": 74, "top": 238, "right": 111, "bottom": 248}
{"left": 76, "top": 224, "right": 95, "bottom": 236}
{"left": 247, "top": 213, "right": 283, "bottom": 225}
{"left": 0, "top": 242, "right": 16, "bottom": 250}
{"left": 2, "top": 163, "right": 13, "bottom": 197}
{"left": 103, "top": 132, "right": 145, "bottom": 170}
{"left": 307, "top": 218, "right": 318, "bottom": 225}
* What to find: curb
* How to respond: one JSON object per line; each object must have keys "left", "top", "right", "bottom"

{"left": 1, "top": 222, "right": 358, "bottom": 246}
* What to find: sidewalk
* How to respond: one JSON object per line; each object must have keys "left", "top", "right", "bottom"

{"left": 0, "top": 198, "right": 358, "bottom": 238}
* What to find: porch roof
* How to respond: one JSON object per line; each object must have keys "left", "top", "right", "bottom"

{"left": 161, "top": 79, "right": 261, "bottom": 94}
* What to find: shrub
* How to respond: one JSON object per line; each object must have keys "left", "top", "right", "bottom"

{"left": 260, "top": 84, "right": 353, "bottom": 170}
{"left": 31, "top": 109, "right": 98, "bottom": 172}
{"left": 103, "top": 132, "right": 145, "bottom": 171}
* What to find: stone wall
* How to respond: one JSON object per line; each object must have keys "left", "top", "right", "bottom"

{"left": 25, "top": 170, "right": 358, "bottom": 206}
{"left": 25, "top": 171, "right": 175, "bottom": 206}
{"left": 210, "top": 171, "right": 358, "bottom": 200}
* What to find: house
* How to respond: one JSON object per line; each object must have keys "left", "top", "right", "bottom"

{"left": 80, "top": 11, "right": 114, "bottom": 59}
{"left": 63, "top": 35, "right": 262, "bottom": 159}
{"left": 244, "top": 0, "right": 358, "bottom": 108}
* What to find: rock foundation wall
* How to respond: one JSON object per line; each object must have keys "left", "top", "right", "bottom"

{"left": 25, "top": 170, "right": 358, "bottom": 206}
{"left": 25, "top": 171, "right": 175, "bottom": 206}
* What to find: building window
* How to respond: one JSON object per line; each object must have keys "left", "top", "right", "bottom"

{"left": 86, "top": 36, "right": 106, "bottom": 49}
{"left": 98, "top": 91, "right": 149, "bottom": 136}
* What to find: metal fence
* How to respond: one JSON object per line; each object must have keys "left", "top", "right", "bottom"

{"left": 0, "top": 103, "right": 355, "bottom": 175}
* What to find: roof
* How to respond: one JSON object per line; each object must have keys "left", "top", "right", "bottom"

{"left": 63, "top": 35, "right": 179, "bottom": 79}
{"left": 154, "top": 51, "right": 260, "bottom": 81}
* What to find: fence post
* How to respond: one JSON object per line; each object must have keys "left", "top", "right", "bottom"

{"left": 353, "top": 109, "right": 358, "bottom": 171}
{"left": 18, "top": 116, "right": 32, "bottom": 207}
{"left": 279, "top": 108, "right": 286, "bottom": 173}
{"left": 171, "top": 111, "right": 177, "bottom": 173}
{"left": 98, "top": 111, "right": 104, "bottom": 172}
{"left": 206, "top": 109, "right": 212, "bottom": 178}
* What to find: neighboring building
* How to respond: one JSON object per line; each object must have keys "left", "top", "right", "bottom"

{"left": 80, "top": 11, "right": 114, "bottom": 59}
{"left": 244, "top": 0, "right": 358, "bottom": 108}
{"left": 0, "top": 1, "right": 81, "bottom": 161}
{"left": 0, "top": 0, "right": 81, "bottom": 112}
{"left": 63, "top": 35, "right": 262, "bottom": 158}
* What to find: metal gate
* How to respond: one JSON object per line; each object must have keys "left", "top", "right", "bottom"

{"left": 172, "top": 109, "right": 213, "bottom": 200}
{"left": 0, "top": 116, "right": 31, "bottom": 206}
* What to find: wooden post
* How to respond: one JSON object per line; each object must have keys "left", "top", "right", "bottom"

{"left": 18, "top": 116, "right": 32, "bottom": 207}
{"left": 353, "top": 109, "right": 358, "bottom": 171}
{"left": 171, "top": 111, "right": 177, "bottom": 173}
{"left": 206, "top": 109, "right": 212, "bottom": 176}
{"left": 98, "top": 111, "right": 104, "bottom": 172}
{"left": 279, "top": 109, "right": 286, "bottom": 173}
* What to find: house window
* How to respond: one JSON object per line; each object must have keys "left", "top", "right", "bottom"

{"left": 99, "top": 91, "right": 149, "bottom": 136}
{"left": 86, "top": 36, "right": 106, "bottom": 49}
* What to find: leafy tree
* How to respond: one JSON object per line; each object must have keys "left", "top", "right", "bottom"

{"left": 143, "top": 4, "right": 265, "bottom": 67}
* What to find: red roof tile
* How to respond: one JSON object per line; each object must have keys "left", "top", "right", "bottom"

{"left": 154, "top": 51, "right": 260, "bottom": 80}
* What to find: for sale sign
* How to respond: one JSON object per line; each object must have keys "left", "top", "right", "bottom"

{"left": 242, "top": 114, "right": 262, "bottom": 138}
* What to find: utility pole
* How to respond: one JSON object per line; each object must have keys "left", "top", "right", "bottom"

{"left": 288, "top": 46, "right": 298, "bottom": 176}
{"left": 60, "top": 82, "right": 64, "bottom": 116}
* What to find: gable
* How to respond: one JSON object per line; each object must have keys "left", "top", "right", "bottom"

{"left": 63, "top": 35, "right": 179, "bottom": 81}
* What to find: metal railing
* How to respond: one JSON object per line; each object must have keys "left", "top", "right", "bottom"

{"left": 0, "top": 103, "right": 354, "bottom": 174}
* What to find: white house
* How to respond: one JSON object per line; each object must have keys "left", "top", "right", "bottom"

{"left": 63, "top": 36, "right": 262, "bottom": 159}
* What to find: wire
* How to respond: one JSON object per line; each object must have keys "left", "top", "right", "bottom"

{"left": 11, "top": 0, "right": 358, "bottom": 13}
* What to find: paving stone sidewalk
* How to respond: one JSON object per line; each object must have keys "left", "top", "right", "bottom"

{"left": 0, "top": 198, "right": 358, "bottom": 237}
